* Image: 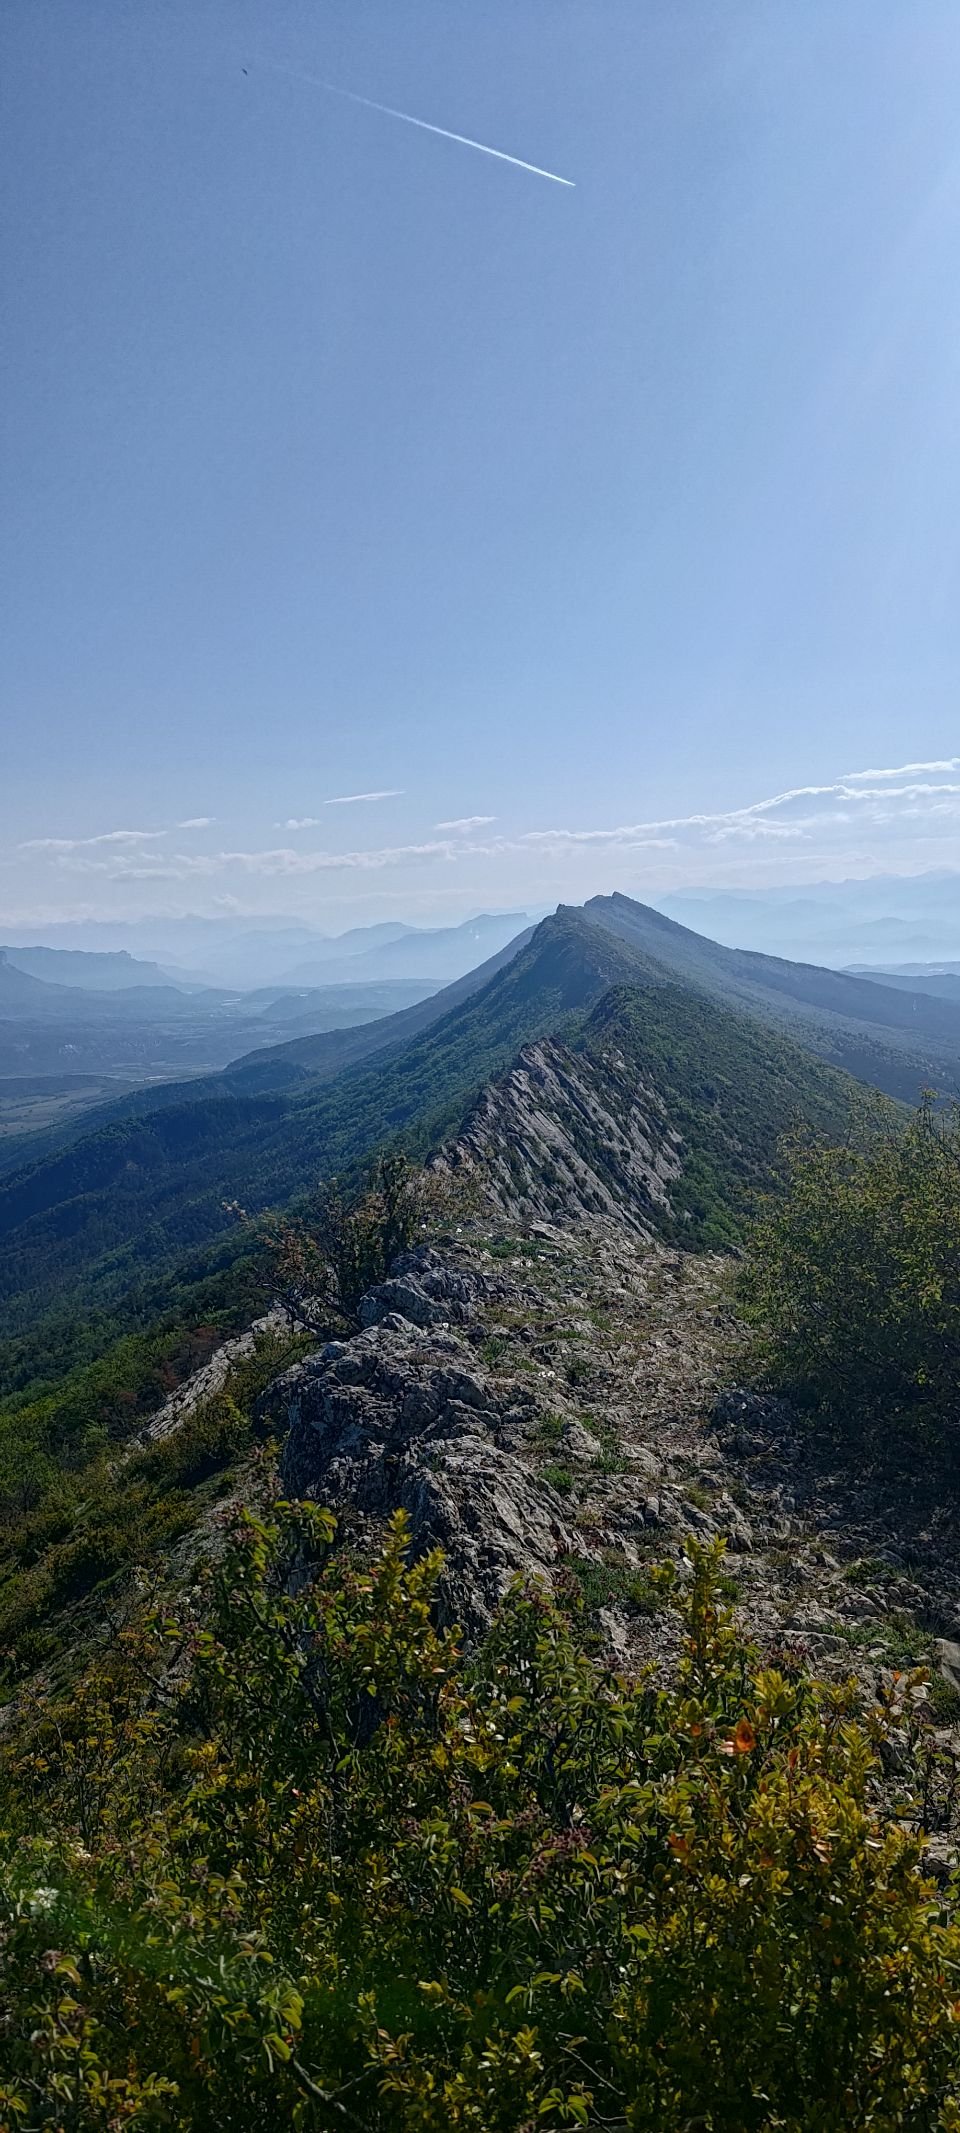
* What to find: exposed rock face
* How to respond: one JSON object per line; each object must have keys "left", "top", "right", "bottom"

{"left": 266, "top": 1250, "right": 580, "bottom": 1631}
{"left": 436, "top": 1037, "right": 683, "bottom": 1234}
{"left": 142, "top": 1310, "right": 286, "bottom": 1444}
{"left": 357, "top": 1252, "right": 478, "bottom": 1331}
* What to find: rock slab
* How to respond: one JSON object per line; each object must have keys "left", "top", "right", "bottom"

{"left": 265, "top": 1253, "right": 578, "bottom": 1631}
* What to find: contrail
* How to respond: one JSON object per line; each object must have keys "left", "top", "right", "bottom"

{"left": 252, "top": 58, "right": 575, "bottom": 188}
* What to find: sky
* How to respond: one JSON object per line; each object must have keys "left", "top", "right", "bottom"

{"left": 3, "top": 1, "right": 960, "bottom": 932}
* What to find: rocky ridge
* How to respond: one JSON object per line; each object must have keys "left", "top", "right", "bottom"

{"left": 434, "top": 1037, "right": 683, "bottom": 1233}
{"left": 260, "top": 1220, "right": 960, "bottom": 1815}
{"left": 140, "top": 1309, "right": 286, "bottom": 1445}
{"left": 23, "top": 1199, "right": 956, "bottom": 1848}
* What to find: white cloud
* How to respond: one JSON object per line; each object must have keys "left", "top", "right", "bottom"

{"left": 508, "top": 759, "right": 960, "bottom": 857}
{"left": 55, "top": 855, "right": 187, "bottom": 880}
{"left": 20, "top": 828, "right": 165, "bottom": 853}
{"left": 204, "top": 841, "right": 455, "bottom": 876}
{"left": 14, "top": 758, "right": 960, "bottom": 908}
{"left": 22, "top": 821, "right": 215, "bottom": 852}
{"left": 278, "top": 796, "right": 404, "bottom": 825}
{"left": 843, "top": 757, "right": 960, "bottom": 781}
{"left": 51, "top": 840, "right": 458, "bottom": 882}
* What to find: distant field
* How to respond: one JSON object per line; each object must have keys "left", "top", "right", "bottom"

{"left": 0, "top": 1073, "right": 140, "bottom": 1145}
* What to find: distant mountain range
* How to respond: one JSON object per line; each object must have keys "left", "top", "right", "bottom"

{"left": 12, "top": 877, "right": 960, "bottom": 989}
{"left": 213, "top": 892, "right": 960, "bottom": 1109}
{"left": 3, "top": 945, "right": 175, "bottom": 990}
{"left": 0, "top": 916, "right": 534, "bottom": 1090}
{"left": 279, "top": 912, "right": 531, "bottom": 986}
{"left": 0, "top": 951, "right": 441, "bottom": 1089}
{"left": 0, "top": 915, "right": 537, "bottom": 1097}
{"left": 1, "top": 911, "right": 533, "bottom": 992}
{"left": 5, "top": 889, "right": 959, "bottom": 1405}
{"left": 846, "top": 963, "right": 960, "bottom": 1004}
{"left": 579, "top": 894, "right": 960, "bottom": 1102}
{"left": 658, "top": 870, "right": 960, "bottom": 966}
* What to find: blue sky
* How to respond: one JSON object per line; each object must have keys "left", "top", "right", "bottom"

{"left": 3, "top": 1, "right": 960, "bottom": 929}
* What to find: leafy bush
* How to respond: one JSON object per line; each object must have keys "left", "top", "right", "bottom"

{"left": 241, "top": 1151, "right": 448, "bottom": 1338}
{"left": 0, "top": 1302, "right": 263, "bottom": 1529}
{"left": 4, "top": 1513, "right": 960, "bottom": 2129}
{"left": 740, "top": 1098, "right": 960, "bottom": 1445}
{"left": 131, "top": 1389, "right": 249, "bottom": 1491}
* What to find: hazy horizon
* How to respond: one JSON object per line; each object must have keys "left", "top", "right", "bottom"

{"left": 5, "top": 758, "right": 960, "bottom": 935}
{"left": 7, "top": 866, "right": 960, "bottom": 985}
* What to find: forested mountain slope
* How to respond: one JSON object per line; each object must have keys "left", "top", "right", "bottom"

{"left": 585, "top": 892, "right": 960, "bottom": 1100}
{"left": 0, "top": 910, "right": 867, "bottom": 1688}
{"left": 223, "top": 921, "right": 536, "bottom": 1084}
{"left": 0, "top": 928, "right": 534, "bottom": 1178}
{"left": 445, "top": 978, "right": 859, "bottom": 1249}
{"left": 0, "top": 915, "right": 639, "bottom": 1356}
{"left": 0, "top": 911, "right": 865, "bottom": 1405}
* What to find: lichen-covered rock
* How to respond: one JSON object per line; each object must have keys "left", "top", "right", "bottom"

{"left": 357, "top": 1245, "right": 512, "bottom": 1332}
{"left": 562, "top": 1419, "right": 603, "bottom": 1462}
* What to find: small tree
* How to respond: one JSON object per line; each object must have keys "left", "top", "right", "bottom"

{"left": 230, "top": 1152, "right": 446, "bottom": 1338}
{"left": 740, "top": 1097, "right": 960, "bottom": 1445}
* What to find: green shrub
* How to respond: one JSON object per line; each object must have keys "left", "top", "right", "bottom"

{"left": 257, "top": 1151, "right": 443, "bottom": 1335}
{"left": 132, "top": 1390, "right": 248, "bottom": 1490}
{"left": 740, "top": 1098, "right": 960, "bottom": 1445}
{"left": 535, "top": 1412, "right": 566, "bottom": 1447}
{"left": 540, "top": 1460, "right": 574, "bottom": 1494}
{"left": 4, "top": 1515, "right": 960, "bottom": 2129}
{"left": 928, "top": 1675, "right": 960, "bottom": 1727}
{"left": 627, "top": 1564, "right": 667, "bottom": 1615}
{"left": 562, "top": 1553, "right": 632, "bottom": 1614}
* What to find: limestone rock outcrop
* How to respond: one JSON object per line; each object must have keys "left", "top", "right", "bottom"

{"left": 263, "top": 1250, "right": 580, "bottom": 1631}
{"left": 434, "top": 1037, "right": 683, "bottom": 1233}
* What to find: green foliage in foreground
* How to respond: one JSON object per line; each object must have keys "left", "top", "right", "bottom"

{"left": 740, "top": 1098, "right": 960, "bottom": 1443}
{"left": 4, "top": 1517, "right": 960, "bottom": 2129}
{"left": 0, "top": 1328, "right": 311, "bottom": 1684}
